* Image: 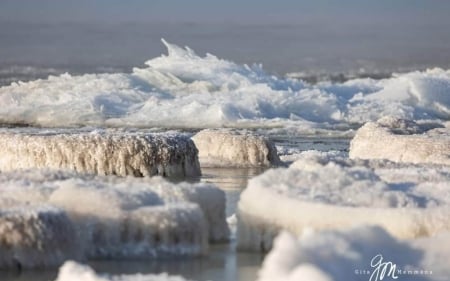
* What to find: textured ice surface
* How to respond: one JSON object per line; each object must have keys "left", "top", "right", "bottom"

{"left": 350, "top": 117, "right": 450, "bottom": 165}
{"left": 0, "top": 40, "right": 449, "bottom": 133}
{"left": 192, "top": 129, "right": 280, "bottom": 167}
{"left": 0, "top": 170, "right": 228, "bottom": 260}
{"left": 258, "top": 226, "right": 450, "bottom": 281}
{"left": 55, "top": 261, "right": 192, "bottom": 281}
{"left": 237, "top": 155, "right": 450, "bottom": 251}
{"left": 0, "top": 130, "right": 200, "bottom": 177}
{"left": 0, "top": 204, "right": 82, "bottom": 269}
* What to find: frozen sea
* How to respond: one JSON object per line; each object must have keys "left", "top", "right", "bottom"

{"left": 0, "top": 133, "right": 349, "bottom": 281}
{"left": 0, "top": 23, "right": 449, "bottom": 281}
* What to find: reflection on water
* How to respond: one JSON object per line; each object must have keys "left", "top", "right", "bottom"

{"left": 0, "top": 243, "right": 264, "bottom": 281}
{"left": 201, "top": 167, "right": 268, "bottom": 217}
{"left": 88, "top": 243, "right": 264, "bottom": 281}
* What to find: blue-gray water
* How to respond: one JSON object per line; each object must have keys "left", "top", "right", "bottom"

{"left": 1, "top": 20, "right": 450, "bottom": 84}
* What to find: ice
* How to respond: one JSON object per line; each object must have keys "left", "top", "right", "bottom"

{"left": 191, "top": 129, "right": 280, "bottom": 167}
{"left": 55, "top": 261, "right": 192, "bottom": 281}
{"left": 0, "top": 40, "right": 449, "bottom": 133}
{"left": 350, "top": 117, "right": 450, "bottom": 165}
{"left": 0, "top": 170, "right": 228, "bottom": 260}
{"left": 258, "top": 226, "right": 450, "bottom": 281}
{"left": 0, "top": 204, "right": 82, "bottom": 269}
{"left": 237, "top": 155, "right": 450, "bottom": 251}
{"left": 290, "top": 149, "right": 450, "bottom": 184}
{"left": 0, "top": 130, "right": 201, "bottom": 177}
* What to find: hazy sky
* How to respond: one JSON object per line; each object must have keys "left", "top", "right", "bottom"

{"left": 1, "top": 0, "right": 450, "bottom": 74}
{"left": 2, "top": 0, "right": 450, "bottom": 25}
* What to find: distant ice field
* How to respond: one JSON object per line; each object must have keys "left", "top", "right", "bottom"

{"left": 0, "top": 39, "right": 449, "bottom": 135}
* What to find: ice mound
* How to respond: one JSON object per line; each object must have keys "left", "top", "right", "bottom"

{"left": 0, "top": 204, "right": 82, "bottom": 269}
{"left": 258, "top": 226, "right": 449, "bottom": 281}
{"left": 191, "top": 129, "right": 280, "bottom": 167}
{"left": 55, "top": 261, "right": 192, "bottom": 281}
{"left": 1, "top": 40, "right": 449, "bottom": 133}
{"left": 237, "top": 157, "right": 450, "bottom": 251}
{"left": 0, "top": 170, "right": 228, "bottom": 260}
{"left": 290, "top": 149, "right": 450, "bottom": 184}
{"left": 350, "top": 117, "right": 450, "bottom": 165}
{"left": 0, "top": 130, "right": 200, "bottom": 177}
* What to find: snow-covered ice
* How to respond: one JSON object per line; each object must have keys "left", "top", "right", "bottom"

{"left": 0, "top": 40, "right": 449, "bottom": 133}
{"left": 0, "top": 130, "right": 201, "bottom": 177}
{"left": 0, "top": 204, "right": 82, "bottom": 269}
{"left": 237, "top": 154, "right": 450, "bottom": 251}
{"left": 350, "top": 117, "right": 450, "bottom": 165}
{"left": 0, "top": 170, "right": 228, "bottom": 262}
{"left": 258, "top": 226, "right": 450, "bottom": 281}
{"left": 55, "top": 261, "right": 192, "bottom": 281}
{"left": 192, "top": 129, "right": 280, "bottom": 167}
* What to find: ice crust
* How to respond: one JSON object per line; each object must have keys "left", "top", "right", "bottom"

{"left": 0, "top": 170, "right": 228, "bottom": 266}
{"left": 0, "top": 130, "right": 201, "bottom": 177}
{"left": 237, "top": 153, "right": 450, "bottom": 251}
{"left": 191, "top": 129, "right": 280, "bottom": 167}
{"left": 0, "top": 40, "right": 449, "bottom": 132}
{"left": 350, "top": 117, "right": 450, "bottom": 165}
{"left": 0, "top": 205, "right": 82, "bottom": 269}
{"left": 55, "top": 261, "right": 192, "bottom": 281}
{"left": 258, "top": 226, "right": 450, "bottom": 281}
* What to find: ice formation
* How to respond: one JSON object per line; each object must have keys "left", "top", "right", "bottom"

{"left": 0, "top": 130, "right": 201, "bottom": 177}
{"left": 0, "top": 204, "right": 82, "bottom": 269}
{"left": 237, "top": 155, "right": 450, "bottom": 251}
{"left": 0, "top": 170, "right": 228, "bottom": 263}
{"left": 55, "top": 261, "right": 192, "bottom": 281}
{"left": 0, "top": 40, "right": 449, "bottom": 132}
{"left": 350, "top": 117, "right": 450, "bottom": 165}
{"left": 258, "top": 226, "right": 450, "bottom": 281}
{"left": 191, "top": 129, "right": 280, "bottom": 167}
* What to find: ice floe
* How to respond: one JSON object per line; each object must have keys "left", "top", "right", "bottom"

{"left": 258, "top": 226, "right": 450, "bottom": 281}
{"left": 0, "top": 170, "right": 228, "bottom": 266}
{"left": 237, "top": 153, "right": 450, "bottom": 251}
{"left": 192, "top": 129, "right": 280, "bottom": 167}
{"left": 0, "top": 204, "right": 82, "bottom": 269}
{"left": 55, "top": 261, "right": 192, "bottom": 281}
{"left": 0, "top": 130, "right": 201, "bottom": 177}
{"left": 0, "top": 40, "right": 449, "bottom": 133}
{"left": 350, "top": 117, "right": 450, "bottom": 165}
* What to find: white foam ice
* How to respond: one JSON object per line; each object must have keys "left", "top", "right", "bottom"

{"left": 258, "top": 226, "right": 450, "bottom": 281}
{"left": 0, "top": 40, "right": 449, "bottom": 133}
{"left": 0, "top": 204, "right": 82, "bottom": 269}
{"left": 237, "top": 154, "right": 450, "bottom": 251}
{"left": 0, "top": 130, "right": 201, "bottom": 177}
{"left": 55, "top": 261, "right": 192, "bottom": 281}
{"left": 191, "top": 129, "right": 280, "bottom": 167}
{"left": 350, "top": 116, "right": 450, "bottom": 165}
{"left": 0, "top": 170, "right": 228, "bottom": 263}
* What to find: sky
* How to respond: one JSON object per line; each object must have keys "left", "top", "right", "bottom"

{"left": 1, "top": 0, "right": 450, "bottom": 74}
{"left": 2, "top": 0, "right": 450, "bottom": 25}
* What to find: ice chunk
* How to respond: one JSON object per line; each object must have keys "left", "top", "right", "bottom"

{"left": 55, "top": 261, "right": 192, "bottom": 281}
{"left": 350, "top": 117, "right": 450, "bottom": 165}
{"left": 0, "top": 204, "right": 82, "bottom": 269}
{"left": 1, "top": 40, "right": 449, "bottom": 133}
{"left": 258, "top": 226, "right": 449, "bottom": 281}
{"left": 0, "top": 130, "right": 201, "bottom": 177}
{"left": 192, "top": 129, "right": 280, "bottom": 167}
{"left": 290, "top": 149, "right": 450, "bottom": 184}
{"left": 0, "top": 170, "right": 229, "bottom": 259}
{"left": 237, "top": 158, "right": 450, "bottom": 251}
